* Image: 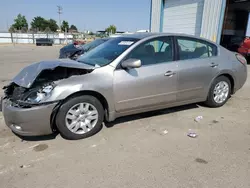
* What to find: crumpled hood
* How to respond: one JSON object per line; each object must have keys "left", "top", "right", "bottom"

{"left": 12, "top": 59, "right": 94, "bottom": 88}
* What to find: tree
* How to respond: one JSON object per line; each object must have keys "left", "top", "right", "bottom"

{"left": 47, "top": 19, "right": 58, "bottom": 32}
{"left": 31, "top": 17, "right": 58, "bottom": 32}
{"left": 8, "top": 25, "right": 16, "bottom": 33}
{"left": 11, "top": 14, "right": 28, "bottom": 31}
{"left": 69, "top": 25, "right": 78, "bottom": 32}
{"left": 61, "top": 20, "right": 69, "bottom": 32}
{"left": 44, "top": 27, "right": 51, "bottom": 33}
{"left": 105, "top": 25, "right": 117, "bottom": 34}
{"left": 31, "top": 16, "right": 48, "bottom": 31}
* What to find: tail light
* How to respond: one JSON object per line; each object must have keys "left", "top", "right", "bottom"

{"left": 236, "top": 54, "right": 247, "bottom": 65}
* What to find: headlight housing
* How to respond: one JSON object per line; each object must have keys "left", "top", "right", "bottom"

{"left": 25, "top": 85, "right": 55, "bottom": 103}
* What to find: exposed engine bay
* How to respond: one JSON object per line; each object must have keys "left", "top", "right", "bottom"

{"left": 3, "top": 67, "right": 92, "bottom": 108}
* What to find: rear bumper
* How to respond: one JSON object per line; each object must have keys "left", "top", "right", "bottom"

{"left": 2, "top": 99, "right": 57, "bottom": 136}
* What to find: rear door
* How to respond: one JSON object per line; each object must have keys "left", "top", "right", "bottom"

{"left": 175, "top": 36, "right": 219, "bottom": 102}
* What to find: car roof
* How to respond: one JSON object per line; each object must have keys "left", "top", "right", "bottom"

{"left": 118, "top": 32, "right": 156, "bottom": 39}
{"left": 118, "top": 32, "right": 218, "bottom": 45}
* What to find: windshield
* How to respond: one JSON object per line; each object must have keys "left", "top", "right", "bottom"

{"left": 77, "top": 37, "right": 139, "bottom": 67}
{"left": 81, "top": 38, "right": 108, "bottom": 52}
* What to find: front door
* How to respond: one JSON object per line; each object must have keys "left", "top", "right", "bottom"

{"left": 113, "top": 36, "right": 178, "bottom": 112}
{"left": 175, "top": 37, "right": 219, "bottom": 101}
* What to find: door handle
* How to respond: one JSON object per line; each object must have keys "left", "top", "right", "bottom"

{"left": 164, "top": 71, "right": 176, "bottom": 77}
{"left": 210, "top": 62, "right": 218, "bottom": 68}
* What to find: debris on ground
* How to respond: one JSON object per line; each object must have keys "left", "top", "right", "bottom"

{"left": 195, "top": 158, "right": 208, "bottom": 164}
{"left": 194, "top": 116, "right": 203, "bottom": 122}
{"left": 212, "top": 120, "right": 219, "bottom": 124}
{"left": 187, "top": 130, "right": 198, "bottom": 138}
{"left": 32, "top": 144, "right": 48, "bottom": 152}
{"left": 162, "top": 130, "right": 168, "bottom": 135}
{"left": 20, "top": 164, "right": 32, "bottom": 169}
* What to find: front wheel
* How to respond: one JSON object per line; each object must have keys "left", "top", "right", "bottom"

{"left": 205, "top": 76, "right": 231, "bottom": 108}
{"left": 56, "top": 95, "right": 104, "bottom": 140}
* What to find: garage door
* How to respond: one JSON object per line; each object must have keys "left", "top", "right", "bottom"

{"left": 163, "top": 0, "right": 204, "bottom": 36}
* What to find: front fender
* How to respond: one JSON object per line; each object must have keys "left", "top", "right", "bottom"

{"left": 48, "top": 82, "right": 83, "bottom": 101}
{"left": 44, "top": 66, "right": 115, "bottom": 114}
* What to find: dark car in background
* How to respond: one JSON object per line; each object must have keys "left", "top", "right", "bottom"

{"left": 59, "top": 38, "right": 109, "bottom": 60}
{"left": 36, "top": 38, "right": 54, "bottom": 46}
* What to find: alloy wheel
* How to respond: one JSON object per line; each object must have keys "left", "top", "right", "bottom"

{"left": 65, "top": 102, "right": 98, "bottom": 134}
{"left": 213, "top": 81, "right": 229, "bottom": 104}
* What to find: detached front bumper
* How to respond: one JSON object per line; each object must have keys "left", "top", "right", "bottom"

{"left": 2, "top": 99, "right": 57, "bottom": 136}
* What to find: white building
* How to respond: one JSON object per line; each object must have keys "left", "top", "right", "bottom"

{"left": 150, "top": 0, "right": 250, "bottom": 48}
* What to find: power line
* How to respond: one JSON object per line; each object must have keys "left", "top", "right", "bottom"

{"left": 57, "top": 5, "right": 63, "bottom": 31}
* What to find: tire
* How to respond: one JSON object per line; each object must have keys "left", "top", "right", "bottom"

{"left": 56, "top": 95, "right": 104, "bottom": 140}
{"left": 205, "top": 76, "right": 231, "bottom": 108}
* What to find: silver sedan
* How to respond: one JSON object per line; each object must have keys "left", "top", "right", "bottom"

{"left": 2, "top": 33, "right": 248, "bottom": 140}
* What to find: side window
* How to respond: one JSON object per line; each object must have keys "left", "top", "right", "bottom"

{"left": 127, "top": 37, "right": 173, "bottom": 66}
{"left": 177, "top": 38, "right": 212, "bottom": 60}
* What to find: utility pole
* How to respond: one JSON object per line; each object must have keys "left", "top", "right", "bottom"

{"left": 6, "top": 19, "right": 9, "bottom": 31}
{"left": 57, "top": 5, "right": 63, "bottom": 32}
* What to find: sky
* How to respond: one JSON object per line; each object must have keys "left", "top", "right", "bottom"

{"left": 0, "top": 0, "right": 151, "bottom": 32}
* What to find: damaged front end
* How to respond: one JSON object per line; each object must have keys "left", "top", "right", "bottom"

{"left": 1, "top": 59, "right": 94, "bottom": 136}
{"left": 3, "top": 59, "right": 94, "bottom": 108}
{"left": 3, "top": 82, "right": 56, "bottom": 108}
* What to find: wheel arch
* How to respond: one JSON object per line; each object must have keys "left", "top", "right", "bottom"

{"left": 50, "top": 90, "right": 110, "bottom": 132}
{"left": 219, "top": 73, "right": 235, "bottom": 94}
{"left": 208, "top": 72, "right": 236, "bottom": 97}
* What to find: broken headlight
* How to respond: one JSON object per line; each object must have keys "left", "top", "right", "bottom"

{"left": 25, "top": 85, "right": 55, "bottom": 103}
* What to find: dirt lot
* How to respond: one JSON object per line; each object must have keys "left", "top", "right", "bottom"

{"left": 0, "top": 45, "right": 250, "bottom": 188}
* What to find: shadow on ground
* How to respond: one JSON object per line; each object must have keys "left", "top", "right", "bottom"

{"left": 14, "top": 132, "right": 59, "bottom": 142}
{"left": 106, "top": 103, "right": 200, "bottom": 128}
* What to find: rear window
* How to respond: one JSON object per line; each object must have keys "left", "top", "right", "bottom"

{"left": 177, "top": 37, "right": 218, "bottom": 60}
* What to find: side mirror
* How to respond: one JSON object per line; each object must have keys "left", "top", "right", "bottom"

{"left": 121, "top": 58, "right": 142, "bottom": 69}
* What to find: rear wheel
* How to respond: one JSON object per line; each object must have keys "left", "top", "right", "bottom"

{"left": 56, "top": 95, "right": 104, "bottom": 140}
{"left": 205, "top": 76, "right": 231, "bottom": 107}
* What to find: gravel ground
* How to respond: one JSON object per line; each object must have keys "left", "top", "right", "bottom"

{"left": 0, "top": 45, "right": 249, "bottom": 188}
